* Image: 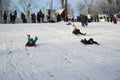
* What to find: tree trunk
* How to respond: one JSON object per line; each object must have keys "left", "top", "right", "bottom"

{"left": 60, "top": 0, "right": 65, "bottom": 9}
{"left": 0, "top": 0, "right": 2, "bottom": 23}
{"left": 65, "top": 0, "right": 68, "bottom": 21}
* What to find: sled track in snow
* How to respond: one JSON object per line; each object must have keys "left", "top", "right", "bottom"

{"left": 4, "top": 37, "right": 26, "bottom": 80}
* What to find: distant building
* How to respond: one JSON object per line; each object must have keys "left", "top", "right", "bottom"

{"left": 45, "top": 9, "right": 72, "bottom": 22}
{"left": 44, "top": 9, "right": 64, "bottom": 22}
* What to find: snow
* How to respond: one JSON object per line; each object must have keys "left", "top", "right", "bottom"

{"left": 0, "top": 22, "right": 120, "bottom": 80}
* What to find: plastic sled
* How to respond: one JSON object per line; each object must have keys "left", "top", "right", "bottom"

{"left": 25, "top": 43, "right": 36, "bottom": 47}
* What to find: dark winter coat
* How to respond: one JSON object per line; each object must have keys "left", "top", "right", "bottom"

{"left": 21, "top": 13, "right": 25, "bottom": 20}
{"left": 81, "top": 38, "right": 99, "bottom": 45}
{"left": 14, "top": 10, "right": 17, "bottom": 19}
{"left": 37, "top": 12, "right": 40, "bottom": 23}
{"left": 31, "top": 13, "right": 36, "bottom": 23}
{"left": 3, "top": 12, "right": 7, "bottom": 20}
{"left": 72, "top": 28, "right": 86, "bottom": 35}
{"left": 10, "top": 13, "right": 12, "bottom": 21}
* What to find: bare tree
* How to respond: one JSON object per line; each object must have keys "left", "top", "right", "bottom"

{"left": 67, "top": 3, "right": 74, "bottom": 18}
{"left": 77, "top": 0, "right": 96, "bottom": 15}
{"left": 77, "top": 2, "right": 86, "bottom": 15}
{"left": 76, "top": 0, "right": 120, "bottom": 17}
{"left": 1, "top": 0, "right": 10, "bottom": 11}
{"left": 92, "top": 0, "right": 120, "bottom": 14}
{"left": 60, "top": 0, "right": 65, "bottom": 8}
{"left": 0, "top": 0, "right": 11, "bottom": 23}
{"left": 84, "top": 0, "right": 95, "bottom": 14}
{"left": 16, "top": 0, "right": 38, "bottom": 17}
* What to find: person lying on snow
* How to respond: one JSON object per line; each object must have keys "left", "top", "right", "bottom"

{"left": 66, "top": 21, "right": 72, "bottom": 25}
{"left": 26, "top": 35, "right": 38, "bottom": 47}
{"left": 72, "top": 24, "right": 86, "bottom": 35}
{"left": 81, "top": 38, "right": 99, "bottom": 45}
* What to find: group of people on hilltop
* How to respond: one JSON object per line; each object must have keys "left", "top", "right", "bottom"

{"left": 2, "top": 9, "right": 119, "bottom": 25}
{"left": 3, "top": 10, "right": 17, "bottom": 24}
{"left": 20, "top": 10, "right": 45, "bottom": 23}
{"left": 3, "top": 9, "right": 45, "bottom": 24}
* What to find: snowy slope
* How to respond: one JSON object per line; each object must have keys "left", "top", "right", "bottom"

{"left": 0, "top": 22, "right": 120, "bottom": 80}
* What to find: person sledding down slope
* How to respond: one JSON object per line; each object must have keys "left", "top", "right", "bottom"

{"left": 26, "top": 35, "right": 38, "bottom": 47}
{"left": 66, "top": 21, "right": 72, "bottom": 25}
{"left": 72, "top": 24, "right": 86, "bottom": 35}
{"left": 81, "top": 38, "right": 99, "bottom": 45}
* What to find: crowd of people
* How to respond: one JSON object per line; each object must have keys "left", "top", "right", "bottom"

{"left": 2, "top": 9, "right": 63, "bottom": 24}
{"left": 3, "top": 10, "right": 17, "bottom": 24}
{"left": 2, "top": 9, "right": 120, "bottom": 24}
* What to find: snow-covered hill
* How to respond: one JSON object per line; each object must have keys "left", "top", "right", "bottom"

{"left": 0, "top": 22, "right": 120, "bottom": 80}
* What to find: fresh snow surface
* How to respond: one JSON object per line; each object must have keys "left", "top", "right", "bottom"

{"left": 0, "top": 22, "right": 120, "bottom": 80}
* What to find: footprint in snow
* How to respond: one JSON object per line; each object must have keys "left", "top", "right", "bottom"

{"left": 65, "top": 58, "right": 71, "bottom": 63}
{"left": 47, "top": 72, "right": 54, "bottom": 77}
{"left": 50, "top": 75, "right": 54, "bottom": 77}
{"left": 8, "top": 50, "right": 12, "bottom": 54}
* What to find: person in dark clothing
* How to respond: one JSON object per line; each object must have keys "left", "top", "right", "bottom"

{"left": 57, "top": 14, "right": 61, "bottom": 22}
{"left": 13, "top": 10, "right": 17, "bottom": 23}
{"left": 21, "top": 13, "right": 27, "bottom": 23}
{"left": 96, "top": 15, "right": 99, "bottom": 22}
{"left": 41, "top": 13, "right": 44, "bottom": 23}
{"left": 110, "top": 13, "right": 114, "bottom": 22}
{"left": 107, "top": 16, "right": 110, "bottom": 22}
{"left": 14, "top": 10, "right": 17, "bottom": 18}
{"left": 113, "top": 16, "right": 117, "bottom": 24}
{"left": 73, "top": 29, "right": 86, "bottom": 35}
{"left": 84, "top": 16, "right": 88, "bottom": 27}
{"left": 81, "top": 38, "right": 99, "bottom": 45}
{"left": 23, "top": 18, "right": 27, "bottom": 23}
{"left": 37, "top": 12, "right": 40, "bottom": 23}
{"left": 80, "top": 14, "right": 85, "bottom": 27}
{"left": 12, "top": 14, "right": 16, "bottom": 24}
{"left": 9, "top": 12, "right": 12, "bottom": 23}
{"left": 39, "top": 10, "right": 44, "bottom": 23}
{"left": 3, "top": 11, "right": 7, "bottom": 24}
{"left": 31, "top": 13, "right": 36, "bottom": 23}
{"left": 37, "top": 10, "right": 44, "bottom": 23}
{"left": 72, "top": 24, "right": 86, "bottom": 35}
